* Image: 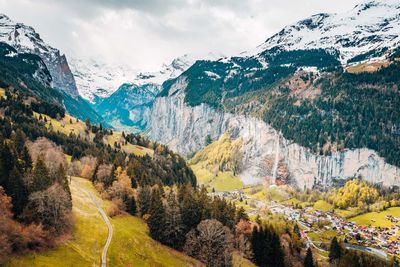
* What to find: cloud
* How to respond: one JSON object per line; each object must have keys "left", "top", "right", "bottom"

{"left": 0, "top": 0, "right": 361, "bottom": 70}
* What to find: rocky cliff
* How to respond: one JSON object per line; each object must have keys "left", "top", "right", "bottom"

{"left": 146, "top": 78, "right": 400, "bottom": 189}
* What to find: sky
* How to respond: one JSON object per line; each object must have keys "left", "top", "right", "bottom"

{"left": 0, "top": 0, "right": 361, "bottom": 70}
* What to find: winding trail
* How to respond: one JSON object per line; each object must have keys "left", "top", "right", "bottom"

{"left": 81, "top": 188, "right": 113, "bottom": 267}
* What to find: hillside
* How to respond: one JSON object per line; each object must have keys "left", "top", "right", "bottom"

{"left": 6, "top": 176, "right": 202, "bottom": 267}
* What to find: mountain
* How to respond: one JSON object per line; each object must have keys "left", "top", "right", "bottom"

{"left": 257, "top": 0, "right": 400, "bottom": 63}
{"left": 140, "top": 0, "right": 400, "bottom": 189}
{"left": 70, "top": 54, "right": 203, "bottom": 103}
{"left": 92, "top": 54, "right": 221, "bottom": 131}
{"left": 0, "top": 42, "right": 64, "bottom": 106}
{"left": 0, "top": 14, "right": 79, "bottom": 97}
{"left": 0, "top": 14, "right": 107, "bottom": 124}
{"left": 69, "top": 58, "right": 138, "bottom": 101}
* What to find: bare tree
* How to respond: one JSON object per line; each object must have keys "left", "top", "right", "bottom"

{"left": 184, "top": 219, "right": 233, "bottom": 267}
{"left": 22, "top": 184, "right": 72, "bottom": 233}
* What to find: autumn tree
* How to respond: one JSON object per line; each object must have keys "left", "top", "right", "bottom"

{"left": 184, "top": 219, "right": 233, "bottom": 267}
{"left": 22, "top": 184, "right": 72, "bottom": 232}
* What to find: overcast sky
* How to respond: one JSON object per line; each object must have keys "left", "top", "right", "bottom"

{"left": 0, "top": 0, "right": 360, "bottom": 70}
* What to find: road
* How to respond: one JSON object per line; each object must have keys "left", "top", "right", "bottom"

{"left": 345, "top": 244, "right": 388, "bottom": 261}
{"left": 82, "top": 188, "right": 113, "bottom": 267}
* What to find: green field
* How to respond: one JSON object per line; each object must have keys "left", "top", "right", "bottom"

{"left": 313, "top": 200, "right": 333, "bottom": 211}
{"left": 6, "top": 177, "right": 201, "bottom": 267}
{"left": 191, "top": 163, "right": 244, "bottom": 192}
{"left": 350, "top": 207, "right": 400, "bottom": 227}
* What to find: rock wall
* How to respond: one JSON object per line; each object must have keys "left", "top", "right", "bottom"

{"left": 146, "top": 78, "right": 400, "bottom": 189}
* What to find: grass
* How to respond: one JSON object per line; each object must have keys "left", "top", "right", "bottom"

{"left": 33, "top": 112, "right": 153, "bottom": 157}
{"left": 346, "top": 60, "right": 390, "bottom": 74}
{"left": 350, "top": 207, "right": 400, "bottom": 228}
{"left": 0, "top": 87, "right": 5, "bottom": 98}
{"left": 6, "top": 177, "right": 201, "bottom": 267}
{"left": 191, "top": 163, "right": 243, "bottom": 192}
{"left": 313, "top": 200, "right": 333, "bottom": 211}
{"left": 232, "top": 252, "right": 256, "bottom": 267}
{"left": 6, "top": 177, "right": 108, "bottom": 267}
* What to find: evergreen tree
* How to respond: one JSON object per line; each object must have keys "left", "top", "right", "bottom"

{"left": 181, "top": 188, "right": 201, "bottom": 233}
{"left": 163, "top": 191, "right": 185, "bottom": 249}
{"left": 148, "top": 186, "right": 166, "bottom": 242}
{"left": 329, "top": 236, "right": 342, "bottom": 263}
{"left": 126, "top": 195, "right": 137, "bottom": 215}
{"left": 21, "top": 146, "right": 32, "bottom": 172}
{"left": 32, "top": 157, "right": 52, "bottom": 192}
{"left": 251, "top": 225, "right": 285, "bottom": 267}
{"left": 13, "top": 129, "right": 26, "bottom": 155}
{"left": 55, "top": 163, "right": 71, "bottom": 200}
{"left": 7, "top": 167, "right": 28, "bottom": 216}
{"left": 137, "top": 186, "right": 152, "bottom": 216}
{"left": 235, "top": 206, "right": 249, "bottom": 222}
{"left": 304, "top": 247, "right": 315, "bottom": 267}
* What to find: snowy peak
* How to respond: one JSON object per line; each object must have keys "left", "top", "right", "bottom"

{"left": 0, "top": 14, "right": 79, "bottom": 96}
{"left": 134, "top": 54, "right": 197, "bottom": 86}
{"left": 69, "top": 57, "right": 138, "bottom": 101}
{"left": 0, "top": 14, "right": 56, "bottom": 55}
{"left": 259, "top": 0, "right": 400, "bottom": 63}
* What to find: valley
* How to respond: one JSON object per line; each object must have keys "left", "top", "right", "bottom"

{"left": 0, "top": 0, "right": 400, "bottom": 266}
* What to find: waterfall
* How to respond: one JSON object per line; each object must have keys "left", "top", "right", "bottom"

{"left": 272, "top": 131, "right": 280, "bottom": 183}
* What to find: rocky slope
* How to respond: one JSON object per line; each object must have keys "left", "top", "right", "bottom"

{"left": 144, "top": 0, "right": 400, "bottom": 188}
{"left": 0, "top": 14, "right": 79, "bottom": 97}
{"left": 147, "top": 78, "right": 400, "bottom": 188}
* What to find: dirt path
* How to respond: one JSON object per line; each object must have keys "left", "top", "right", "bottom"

{"left": 80, "top": 187, "right": 113, "bottom": 267}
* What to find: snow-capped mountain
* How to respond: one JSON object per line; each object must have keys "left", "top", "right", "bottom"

{"left": 133, "top": 54, "right": 201, "bottom": 86}
{"left": 69, "top": 58, "right": 138, "bottom": 101}
{"left": 70, "top": 54, "right": 211, "bottom": 102}
{"left": 256, "top": 0, "right": 400, "bottom": 63}
{"left": 0, "top": 14, "right": 79, "bottom": 96}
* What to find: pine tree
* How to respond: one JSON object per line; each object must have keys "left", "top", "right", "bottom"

{"left": 21, "top": 146, "right": 32, "bottom": 172}
{"left": 32, "top": 157, "right": 52, "bottom": 192}
{"left": 235, "top": 206, "right": 249, "bottom": 222}
{"left": 13, "top": 129, "right": 26, "bottom": 155}
{"left": 181, "top": 189, "right": 201, "bottom": 233}
{"left": 137, "top": 186, "right": 152, "bottom": 216}
{"left": 164, "top": 191, "right": 185, "bottom": 249}
{"left": 55, "top": 163, "right": 71, "bottom": 200}
{"left": 7, "top": 167, "right": 28, "bottom": 216}
{"left": 148, "top": 186, "right": 166, "bottom": 242}
{"left": 304, "top": 247, "right": 315, "bottom": 267}
{"left": 126, "top": 195, "right": 137, "bottom": 215}
{"left": 329, "top": 236, "right": 342, "bottom": 263}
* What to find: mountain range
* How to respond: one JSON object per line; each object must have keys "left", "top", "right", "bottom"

{"left": 0, "top": 0, "right": 399, "bottom": 190}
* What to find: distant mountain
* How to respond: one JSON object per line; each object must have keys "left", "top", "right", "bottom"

{"left": 92, "top": 54, "right": 223, "bottom": 131}
{"left": 0, "top": 14, "right": 79, "bottom": 97}
{"left": 69, "top": 58, "right": 138, "bottom": 101}
{"left": 69, "top": 54, "right": 204, "bottom": 103}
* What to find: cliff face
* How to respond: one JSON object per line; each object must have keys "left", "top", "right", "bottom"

{"left": 146, "top": 78, "right": 400, "bottom": 188}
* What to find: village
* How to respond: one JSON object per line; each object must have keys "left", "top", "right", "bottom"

{"left": 212, "top": 189, "right": 400, "bottom": 259}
